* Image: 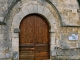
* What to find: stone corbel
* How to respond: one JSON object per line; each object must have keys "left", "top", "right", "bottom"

{"left": 14, "top": 28, "right": 20, "bottom": 33}
{"left": 49, "top": 29, "right": 56, "bottom": 33}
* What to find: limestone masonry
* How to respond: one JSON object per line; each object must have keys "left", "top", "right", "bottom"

{"left": 0, "top": 0, "right": 80, "bottom": 60}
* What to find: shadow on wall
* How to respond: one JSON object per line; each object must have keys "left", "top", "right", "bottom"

{"left": 77, "top": 0, "right": 80, "bottom": 6}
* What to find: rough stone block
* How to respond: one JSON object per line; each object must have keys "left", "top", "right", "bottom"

{"left": 16, "top": 11, "right": 26, "bottom": 20}
{"left": 12, "top": 38, "right": 19, "bottom": 51}
{"left": 69, "top": 49, "right": 75, "bottom": 56}
{"left": 58, "top": 40, "right": 70, "bottom": 49}
{"left": 56, "top": 48, "right": 63, "bottom": 56}
{"left": 43, "top": 7, "right": 51, "bottom": 18}
{"left": 28, "top": 5, "right": 34, "bottom": 13}
{"left": 25, "top": 1, "right": 38, "bottom": 5}
{"left": 72, "top": 9, "right": 77, "bottom": 13}
{"left": 13, "top": 51, "right": 19, "bottom": 59}
{"left": 47, "top": 14, "right": 56, "bottom": 24}
{"left": 32, "top": 1, "right": 38, "bottom": 4}
{"left": 62, "top": 28, "right": 67, "bottom": 33}
{"left": 0, "top": 52, "right": 5, "bottom": 58}
{"left": 78, "top": 28, "right": 80, "bottom": 33}
{"left": 33, "top": 5, "right": 38, "bottom": 13}
{"left": 0, "top": 47, "right": 4, "bottom": 52}
{"left": 73, "top": 28, "right": 78, "bottom": 33}
{"left": 78, "top": 43, "right": 80, "bottom": 48}
{"left": 0, "top": 58, "right": 5, "bottom": 60}
{"left": 5, "top": 53, "right": 11, "bottom": 58}
{"left": 70, "top": 43, "right": 77, "bottom": 48}
{"left": 38, "top": 5, "right": 44, "bottom": 14}
{"left": 60, "top": 34, "right": 67, "bottom": 40}
{"left": 50, "top": 45, "right": 58, "bottom": 56}
{"left": 37, "top": 0, "right": 46, "bottom": 5}
{"left": 74, "top": 49, "right": 78, "bottom": 55}
{"left": 21, "top": 6, "right": 29, "bottom": 15}
{"left": 78, "top": 49, "right": 80, "bottom": 55}
{"left": 61, "top": 50, "right": 70, "bottom": 56}
{"left": 51, "top": 33, "right": 56, "bottom": 37}
{"left": 67, "top": 28, "right": 73, "bottom": 32}
{"left": 5, "top": 58, "right": 12, "bottom": 60}
{"left": 12, "top": 59, "right": 18, "bottom": 60}
{"left": 13, "top": 15, "right": 21, "bottom": 28}
{"left": 51, "top": 37, "right": 55, "bottom": 45}
{"left": 3, "top": 42, "right": 12, "bottom": 47}
{"left": 51, "top": 48, "right": 57, "bottom": 56}
{"left": 0, "top": 34, "right": 3, "bottom": 38}
{"left": 12, "top": 33, "right": 19, "bottom": 38}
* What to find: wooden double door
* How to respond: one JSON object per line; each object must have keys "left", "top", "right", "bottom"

{"left": 19, "top": 14, "right": 50, "bottom": 60}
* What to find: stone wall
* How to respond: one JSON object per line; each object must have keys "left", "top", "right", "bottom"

{"left": 51, "top": 0, "right": 80, "bottom": 26}
{"left": 52, "top": 48, "right": 80, "bottom": 60}
{"left": 51, "top": 27, "right": 80, "bottom": 59}
{"left": 0, "top": 0, "right": 80, "bottom": 60}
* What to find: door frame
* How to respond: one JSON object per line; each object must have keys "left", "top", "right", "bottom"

{"left": 19, "top": 14, "right": 50, "bottom": 60}
{"left": 11, "top": 3, "right": 60, "bottom": 60}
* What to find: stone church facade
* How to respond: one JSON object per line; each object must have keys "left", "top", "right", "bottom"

{"left": 0, "top": 0, "right": 80, "bottom": 60}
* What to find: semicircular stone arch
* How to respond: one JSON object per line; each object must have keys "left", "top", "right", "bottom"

{"left": 12, "top": 4, "right": 61, "bottom": 33}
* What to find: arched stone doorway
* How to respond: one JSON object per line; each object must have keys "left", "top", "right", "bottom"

{"left": 11, "top": 2, "right": 60, "bottom": 60}
{"left": 19, "top": 14, "right": 50, "bottom": 60}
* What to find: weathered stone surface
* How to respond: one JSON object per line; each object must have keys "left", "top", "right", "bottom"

{"left": 12, "top": 38, "right": 19, "bottom": 51}
{"left": 13, "top": 15, "right": 21, "bottom": 28}
{"left": 37, "top": 0, "right": 46, "bottom": 5}
{"left": 0, "top": 34, "right": 3, "bottom": 38}
{"left": 38, "top": 5, "right": 44, "bottom": 14}
{"left": 78, "top": 28, "right": 80, "bottom": 33}
{"left": 33, "top": 5, "right": 38, "bottom": 13}
{"left": 67, "top": 28, "right": 73, "bottom": 32}
{"left": 16, "top": 11, "right": 25, "bottom": 20}
{"left": 56, "top": 48, "right": 63, "bottom": 56}
{"left": 28, "top": 5, "right": 34, "bottom": 13}
{"left": 21, "top": 6, "right": 29, "bottom": 15}
{"left": 60, "top": 33, "right": 67, "bottom": 40}
{"left": 12, "top": 51, "right": 19, "bottom": 60}
{"left": 12, "top": 33, "right": 19, "bottom": 38}
{"left": 0, "top": 0, "right": 80, "bottom": 60}
{"left": 5, "top": 53, "right": 11, "bottom": 58}
{"left": 43, "top": 7, "right": 51, "bottom": 18}
{"left": 3, "top": 42, "right": 12, "bottom": 47}
{"left": 23, "top": 0, "right": 38, "bottom": 6}
{"left": 51, "top": 37, "right": 55, "bottom": 45}
{"left": 70, "top": 43, "right": 77, "bottom": 48}
{"left": 0, "top": 52, "right": 5, "bottom": 58}
{"left": 51, "top": 0, "right": 79, "bottom": 26}
{"left": 0, "top": 17, "right": 4, "bottom": 22}
{"left": 78, "top": 43, "right": 80, "bottom": 48}
{"left": 51, "top": 45, "right": 57, "bottom": 56}
{"left": 58, "top": 40, "right": 70, "bottom": 49}
{"left": 73, "top": 28, "right": 78, "bottom": 33}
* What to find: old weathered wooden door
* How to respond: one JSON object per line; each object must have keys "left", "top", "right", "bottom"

{"left": 19, "top": 14, "right": 50, "bottom": 60}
